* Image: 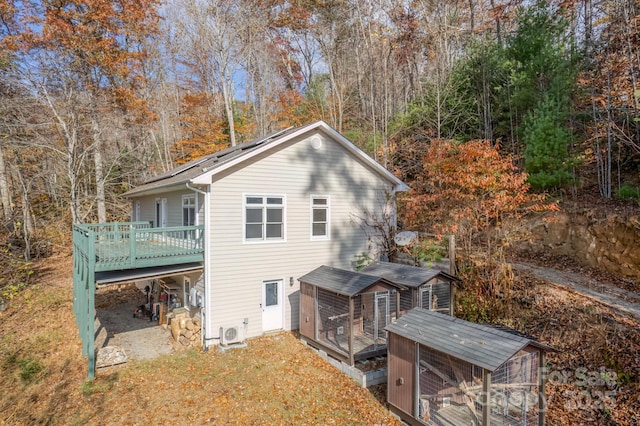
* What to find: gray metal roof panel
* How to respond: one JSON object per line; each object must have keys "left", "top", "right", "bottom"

{"left": 299, "top": 265, "right": 396, "bottom": 297}
{"left": 386, "top": 308, "right": 544, "bottom": 371}
{"left": 361, "top": 261, "right": 459, "bottom": 288}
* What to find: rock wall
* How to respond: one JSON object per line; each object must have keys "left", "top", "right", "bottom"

{"left": 523, "top": 210, "right": 640, "bottom": 280}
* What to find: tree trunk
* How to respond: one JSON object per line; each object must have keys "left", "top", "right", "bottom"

{"left": 221, "top": 78, "right": 236, "bottom": 146}
{"left": 0, "top": 144, "right": 13, "bottom": 223}
{"left": 91, "top": 115, "right": 107, "bottom": 223}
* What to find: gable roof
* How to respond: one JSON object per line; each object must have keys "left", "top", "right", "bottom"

{"left": 124, "top": 121, "right": 408, "bottom": 197}
{"left": 385, "top": 308, "right": 551, "bottom": 372}
{"left": 361, "top": 261, "right": 460, "bottom": 288}
{"left": 298, "top": 265, "right": 405, "bottom": 297}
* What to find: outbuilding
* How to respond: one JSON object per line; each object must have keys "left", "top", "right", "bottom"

{"left": 298, "top": 265, "right": 406, "bottom": 365}
{"left": 361, "top": 261, "right": 459, "bottom": 316}
{"left": 386, "top": 308, "right": 550, "bottom": 426}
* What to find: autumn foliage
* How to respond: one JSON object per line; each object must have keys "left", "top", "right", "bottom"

{"left": 396, "top": 139, "right": 556, "bottom": 246}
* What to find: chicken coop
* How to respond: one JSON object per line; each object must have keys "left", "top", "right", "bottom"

{"left": 298, "top": 265, "right": 406, "bottom": 365}
{"left": 361, "top": 261, "right": 459, "bottom": 316}
{"left": 386, "top": 308, "right": 551, "bottom": 426}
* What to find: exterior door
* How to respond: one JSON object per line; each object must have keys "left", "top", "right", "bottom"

{"left": 262, "top": 280, "right": 284, "bottom": 332}
{"left": 155, "top": 198, "right": 167, "bottom": 228}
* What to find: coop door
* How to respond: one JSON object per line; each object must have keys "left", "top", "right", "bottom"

{"left": 374, "top": 292, "right": 390, "bottom": 343}
{"left": 419, "top": 286, "right": 434, "bottom": 311}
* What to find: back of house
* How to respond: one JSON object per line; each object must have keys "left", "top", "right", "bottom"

{"left": 124, "top": 121, "right": 407, "bottom": 347}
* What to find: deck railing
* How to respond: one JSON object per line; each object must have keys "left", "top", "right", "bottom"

{"left": 73, "top": 221, "right": 205, "bottom": 272}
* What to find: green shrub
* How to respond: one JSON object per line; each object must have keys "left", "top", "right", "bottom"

{"left": 615, "top": 183, "right": 640, "bottom": 201}
{"left": 19, "top": 357, "right": 43, "bottom": 384}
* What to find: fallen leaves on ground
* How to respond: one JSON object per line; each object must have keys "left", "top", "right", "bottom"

{"left": 0, "top": 256, "right": 400, "bottom": 426}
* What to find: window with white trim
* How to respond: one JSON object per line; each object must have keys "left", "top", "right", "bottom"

{"left": 244, "top": 195, "right": 285, "bottom": 241}
{"left": 182, "top": 195, "right": 196, "bottom": 227}
{"left": 311, "top": 195, "right": 330, "bottom": 239}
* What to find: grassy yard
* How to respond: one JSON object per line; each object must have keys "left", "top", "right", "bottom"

{"left": 0, "top": 255, "right": 400, "bottom": 426}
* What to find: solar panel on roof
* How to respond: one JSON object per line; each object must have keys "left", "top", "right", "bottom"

{"left": 142, "top": 125, "right": 297, "bottom": 185}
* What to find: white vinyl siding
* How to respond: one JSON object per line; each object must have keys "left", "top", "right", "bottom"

{"left": 310, "top": 195, "right": 330, "bottom": 240}
{"left": 207, "top": 131, "right": 394, "bottom": 340}
{"left": 131, "top": 190, "right": 203, "bottom": 228}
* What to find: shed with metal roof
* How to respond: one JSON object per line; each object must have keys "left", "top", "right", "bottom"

{"left": 386, "top": 308, "right": 550, "bottom": 426}
{"left": 361, "top": 261, "right": 460, "bottom": 316}
{"left": 298, "top": 265, "right": 406, "bottom": 365}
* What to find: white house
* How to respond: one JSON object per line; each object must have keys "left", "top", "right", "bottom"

{"left": 118, "top": 121, "right": 408, "bottom": 348}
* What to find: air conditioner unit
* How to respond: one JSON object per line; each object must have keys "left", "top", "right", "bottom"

{"left": 220, "top": 325, "right": 245, "bottom": 345}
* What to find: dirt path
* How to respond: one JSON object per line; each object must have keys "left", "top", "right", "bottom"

{"left": 511, "top": 261, "right": 640, "bottom": 320}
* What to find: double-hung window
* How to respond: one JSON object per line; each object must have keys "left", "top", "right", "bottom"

{"left": 245, "top": 195, "right": 285, "bottom": 241}
{"left": 182, "top": 195, "right": 197, "bottom": 240}
{"left": 182, "top": 195, "right": 196, "bottom": 226}
{"left": 311, "top": 195, "right": 330, "bottom": 239}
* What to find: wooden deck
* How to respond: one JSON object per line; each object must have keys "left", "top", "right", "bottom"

{"left": 74, "top": 222, "right": 205, "bottom": 272}
{"left": 73, "top": 222, "right": 205, "bottom": 380}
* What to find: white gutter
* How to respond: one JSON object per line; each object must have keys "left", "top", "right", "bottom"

{"left": 186, "top": 182, "right": 211, "bottom": 348}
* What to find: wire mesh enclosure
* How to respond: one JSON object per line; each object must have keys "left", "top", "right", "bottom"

{"left": 316, "top": 288, "right": 397, "bottom": 358}
{"left": 418, "top": 282, "right": 451, "bottom": 313}
{"left": 361, "top": 261, "right": 458, "bottom": 317}
{"left": 418, "top": 345, "right": 540, "bottom": 426}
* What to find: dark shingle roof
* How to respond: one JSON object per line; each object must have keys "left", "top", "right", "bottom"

{"left": 386, "top": 308, "right": 550, "bottom": 371}
{"left": 298, "top": 265, "right": 403, "bottom": 297}
{"left": 361, "top": 261, "right": 459, "bottom": 288}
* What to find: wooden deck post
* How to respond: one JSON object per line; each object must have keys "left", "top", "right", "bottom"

{"left": 348, "top": 297, "right": 355, "bottom": 366}
{"left": 482, "top": 368, "right": 491, "bottom": 426}
{"left": 538, "top": 350, "right": 546, "bottom": 426}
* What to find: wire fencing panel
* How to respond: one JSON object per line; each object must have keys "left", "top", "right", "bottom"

{"left": 418, "top": 345, "right": 540, "bottom": 426}
{"left": 419, "top": 282, "right": 451, "bottom": 314}
{"left": 317, "top": 288, "right": 350, "bottom": 356}
{"left": 490, "top": 351, "right": 540, "bottom": 426}
{"left": 418, "top": 345, "right": 481, "bottom": 425}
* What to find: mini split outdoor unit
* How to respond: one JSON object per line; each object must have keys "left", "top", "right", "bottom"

{"left": 220, "top": 325, "right": 245, "bottom": 345}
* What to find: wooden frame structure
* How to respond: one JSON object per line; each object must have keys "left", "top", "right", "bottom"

{"left": 361, "top": 261, "right": 459, "bottom": 316}
{"left": 386, "top": 308, "right": 551, "bottom": 426}
{"left": 72, "top": 222, "right": 204, "bottom": 379}
{"left": 299, "top": 265, "right": 406, "bottom": 365}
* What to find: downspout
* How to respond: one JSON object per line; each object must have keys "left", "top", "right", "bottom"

{"left": 186, "top": 182, "right": 211, "bottom": 348}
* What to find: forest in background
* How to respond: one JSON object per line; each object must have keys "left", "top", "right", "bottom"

{"left": 0, "top": 0, "right": 639, "bottom": 299}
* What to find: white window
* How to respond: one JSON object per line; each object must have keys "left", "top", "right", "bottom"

{"left": 311, "top": 195, "right": 330, "bottom": 239}
{"left": 244, "top": 195, "right": 285, "bottom": 242}
{"left": 134, "top": 201, "right": 140, "bottom": 222}
{"left": 182, "top": 195, "right": 196, "bottom": 226}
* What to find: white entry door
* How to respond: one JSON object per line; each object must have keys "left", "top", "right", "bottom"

{"left": 262, "top": 280, "right": 284, "bottom": 332}
{"left": 155, "top": 198, "right": 167, "bottom": 228}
